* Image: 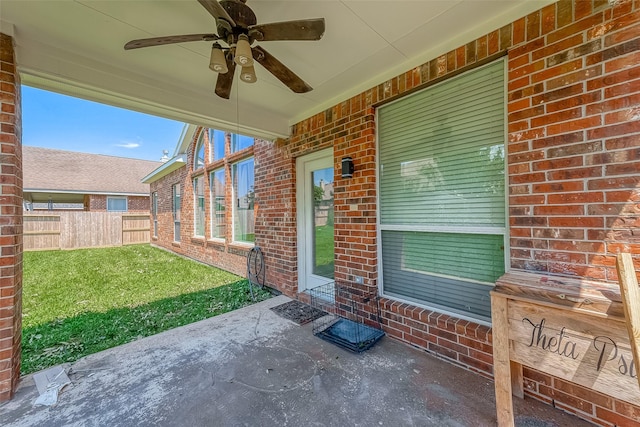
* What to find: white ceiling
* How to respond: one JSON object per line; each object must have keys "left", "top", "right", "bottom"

{"left": 1, "top": 0, "right": 553, "bottom": 140}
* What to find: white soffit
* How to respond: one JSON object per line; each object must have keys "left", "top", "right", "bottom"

{"left": 1, "top": 0, "right": 555, "bottom": 138}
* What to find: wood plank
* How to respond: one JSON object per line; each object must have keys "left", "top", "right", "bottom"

{"left": 490, "top": 292, "right": 514, "bottom": 427}
{"left": 23, "top": 214, "right": 62, "bottom": 250}
{"left": 510, "top": 361, "right": 524, "bottom": 399}
{"left": 507, "top": 299, "right": 640, "bottom": 406}
{"left": 24, "top": 211, "right": 149, "bottom": 251}
{"left": 496, "top": 270, "right": 624, "bottom": 318}
{"left": 616, "top": 253, "right": 640, "bottom": 391}
{"left": 24, "top": 231, "right": 61, "bottom": 236}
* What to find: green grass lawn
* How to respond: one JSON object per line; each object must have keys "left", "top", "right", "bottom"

{"left": 22, "top": 244, "right": 272, "bottom": 375}
{"left": 314, "top": 225, "right": 334, "bottom": 278}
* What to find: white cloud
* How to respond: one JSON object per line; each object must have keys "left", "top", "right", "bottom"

{"left": 115, "top": 142, "right": 141, "bottom": 149}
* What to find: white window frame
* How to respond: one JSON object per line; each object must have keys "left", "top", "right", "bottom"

{"left": 209, "top": 128, "right": 226, "bottom": 162}
{"left": 106, "top": 196, "right": 127, "bottom": 212}
{"left": 209, "top": 168, "right": 226, "bottom": 241}
{"left": 194, "top": 130, "right": 205, "bottom": 170}
{"left": 231, "top": 157, "right": 255, "bottom": 245}
{"left": 172, "top": 183, "right": 181, "bottom": 242}
{"left": 375, "top": 59, "right": 509, "bottom": 326}
{"left": 151, "top": 192, "right": 158, "bottom": 237}
{"left": 231, "top": 133, "right": 254, "bottom": 153}
{"left": 193, "top": 175, "right": 205, "bottom": 238}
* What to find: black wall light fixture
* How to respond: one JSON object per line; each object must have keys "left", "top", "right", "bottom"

{"left": 341, "top": 156, "right": 355, "bottom": 178}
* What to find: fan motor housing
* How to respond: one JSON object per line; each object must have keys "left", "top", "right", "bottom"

{"left": 221, "top": 0, "right": 257, "bottom": 29}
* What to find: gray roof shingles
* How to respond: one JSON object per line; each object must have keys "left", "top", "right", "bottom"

{"left": 23, "top": 146, "right": 162, "bottom": 195}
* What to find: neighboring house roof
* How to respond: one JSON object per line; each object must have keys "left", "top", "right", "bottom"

{"left": 23, "top": 146, "right": 161, "bottom": 202}
{"left": 142, "top": 124, "right": 194, "bottom": 184}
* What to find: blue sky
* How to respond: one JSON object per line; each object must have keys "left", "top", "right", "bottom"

{"left": 22, "top": 86, "right": 185, "bottom": 162}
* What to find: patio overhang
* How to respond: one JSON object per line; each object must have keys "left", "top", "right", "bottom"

{"left": 0, "top": 0, "right": 554, "bottom": 138}
{"left": 24, "top": 190, "right": 149, "bottom": 204}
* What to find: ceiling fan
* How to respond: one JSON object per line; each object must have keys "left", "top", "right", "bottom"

{"left": 124, "top": 0, "right": 325, "bottom": 99}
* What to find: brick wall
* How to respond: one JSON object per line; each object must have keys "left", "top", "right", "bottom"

{"left": 150, "top": 130, "right": 251, "bottom": 277}
{"left": 126, "top": 196, "right": 150, "bottom": 212}
{"left": 0, "top": 33, "right": 22, "bottom": 402}
{"left": 508, "top": 0, "right": 640, "bottom": 283}
{"left": 252, "top": 138, "right": 297, "bottom": 294}
{"left": 253, "top": 101, "right": 378, "bottom": 296}
{"left": 89, "top": 195, "right": 106, "bottom": 211}
{"left": 149, "top": 0, "right": 639, "bottom": 424}
{"left": 88, "top": 194, "right": 150, "bottom": 212}
{"left": 504, "top": 1, "right": 640, "bottom": 424}
{"left": 259, "top": 1, "right": 639, "bottom": 425}
{"left": 151, "top": 167, "right": 184, "bottom": 246}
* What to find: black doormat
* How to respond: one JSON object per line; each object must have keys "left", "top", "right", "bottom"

{"left": 270, "top": 300, "right": 326, "bottom": 325}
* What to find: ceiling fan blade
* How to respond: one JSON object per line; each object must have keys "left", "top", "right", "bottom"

{"left": 252, "top": 46, "right": 312, "bottom": 93}
{"left": 124, "top": 34, "right": 218, "bottom": 50}
{"left": 250, "top": 18, "right": 325, "bottom": 42}
{"left": 197, "top": 0, "right": 236, "bottom": 26}
{"left": 215, "top": 52, "right": 236, "bottom": 99}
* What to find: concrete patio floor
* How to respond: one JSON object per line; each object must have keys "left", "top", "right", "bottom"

{"left": 1, "top": 295, "right": 592, "bottom": 427}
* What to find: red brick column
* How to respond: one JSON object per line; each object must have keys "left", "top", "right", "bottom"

{"left": 0, "top": 32, "right": 23, "bottom": 401}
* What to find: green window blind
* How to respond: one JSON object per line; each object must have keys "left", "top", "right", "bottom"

{"left": 378, "top": 59, "right": 506, "bottom": 322}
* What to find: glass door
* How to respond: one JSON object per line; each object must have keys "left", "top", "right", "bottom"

{"left": 297, "top": 149, "right": 334, "bottom": 291}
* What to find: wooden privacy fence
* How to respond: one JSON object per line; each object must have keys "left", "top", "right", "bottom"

{"left": 24, "top": 212, "right": 150, "bottom": 251}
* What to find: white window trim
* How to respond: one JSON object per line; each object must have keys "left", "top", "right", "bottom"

{"left": 209, "top": 129, "right": 226, "bottom": 162}
{"left": 193, "top": 175, "right": 205, "bottom": 238}
{"left": 209, "top": 169, "right": 225, "bottom": 241}
{"left": 172, "top": 184, "right": 181, "bottom": 242}
{"left": 106, "top": 196, "right": 127, "bottom": 212}
{"left": 231, "top": 157, "right": 255, "bottom": 245}
{"left": 194, "top": 130, "right": 206, "bottom": 171}
{"left": 151, "top": 192, "right": 158, "bottom": 238}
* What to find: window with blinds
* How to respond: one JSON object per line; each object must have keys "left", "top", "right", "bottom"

{"left": 378, "top": 59, "right": 506, "bottom": 322}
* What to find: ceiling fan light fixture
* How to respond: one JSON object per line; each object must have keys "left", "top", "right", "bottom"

{"left": 124, "top": 2, "right": 325, "bottom": 99}
{"left": 209, "top": 43, "right": 228, "bottom": 73}
{"left": 234, "top": 34, "right": 254, "bottom": 67}
{"left": 240, "top": 65, "right": 257, "bottom": 83}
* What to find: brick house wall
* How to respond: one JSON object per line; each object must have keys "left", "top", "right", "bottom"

{"left": 151, "top": 168, "right": 184, "bottom": 246}
{"left": 126, "top": 195, "right": 150, "bottom": 212}
{"left": 88, "top": 194, "right": 150, "bottom": 212}
{"left": 151, "top": 1, "right": 639, "bottom": 424}
{"left": 0, "top": 33, "right": 22, "bottom": 401}
{"left": 150, "top": 130, "right": 250, "bottom": 277}
{"left": 257, "top": 1, "right": 639, "bottom": 425}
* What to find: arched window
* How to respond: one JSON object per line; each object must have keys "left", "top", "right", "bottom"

{"left": 194, "top": 131, "right": 205, "bottom": 170}
{"left": 232, "top": 133, "right": 254, "bottom": 153}
{"left": 209, "top": 128, "right": 226, "bottom": 161}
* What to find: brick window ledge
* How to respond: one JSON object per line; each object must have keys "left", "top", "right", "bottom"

{"left": 190, "top": 237, "right": 206, "bottom": 246}
{"left": 206, "top": 239, "right": 225, "bottom": 249}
